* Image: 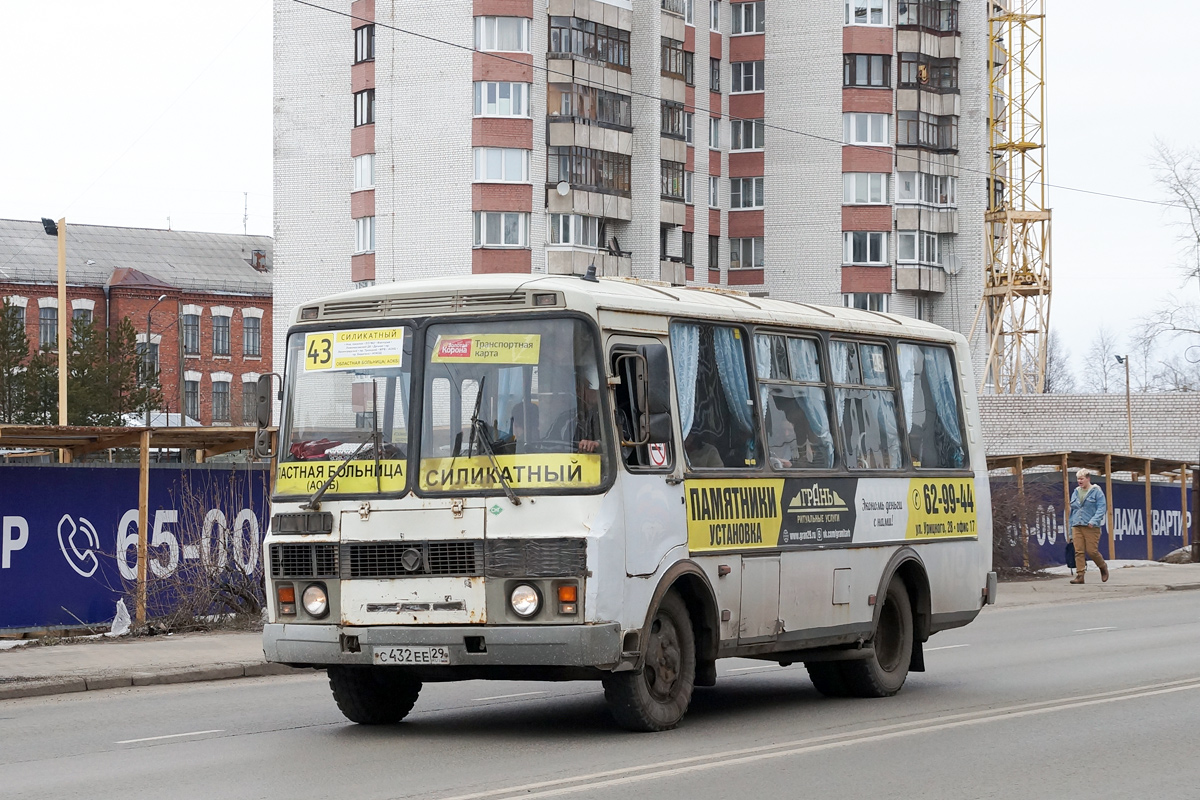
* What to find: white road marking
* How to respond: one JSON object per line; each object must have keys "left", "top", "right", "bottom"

{"left": 925, "top": 644, "right": 970, "bottom": 652}
{"left": 473, "top": 691, "right": 547, "bottom": 702}
{"left": 1074, "top": 626, "right": 1118, "bottom": 633}
{"left": 437, "top": 677, "right": 1200, "bottom": 800}
{"left": 115, "top": 729, "right": 224, "bottom": 744}
{"left": 727, "top": 665, "right": 779, "bottom": 673}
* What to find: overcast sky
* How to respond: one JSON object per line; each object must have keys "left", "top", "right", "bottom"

{"left": 1, "top": 0, "right": 1198, "bottom": 374}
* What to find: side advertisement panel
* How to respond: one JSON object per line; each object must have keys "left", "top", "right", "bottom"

{"left": 0, "top": 465, "right": 269, "bottom": 632}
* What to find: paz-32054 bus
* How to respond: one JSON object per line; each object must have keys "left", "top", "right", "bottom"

{"left": 258, "top": 275, "right": 994, "bottom": 731}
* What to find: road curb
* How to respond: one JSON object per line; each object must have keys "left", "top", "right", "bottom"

{"left": 0, "top": 662, "right": 307, "bottom": 702}
{"left": 1165, "top": 583, "right": 1200, "bottom": 591}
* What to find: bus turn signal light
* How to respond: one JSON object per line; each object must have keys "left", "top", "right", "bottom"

{"left": 277, "top": 585, "right": 296, "bottom": 615}
{"left": 557, "top": 585, "right": 577, "bottom": 615}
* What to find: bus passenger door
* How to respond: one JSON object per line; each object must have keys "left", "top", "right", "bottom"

{"left": 607, "top": 335, "right": 685, "bottom": 577}
{"left": 739, "top": 555, "right": 781, "bottom": 642}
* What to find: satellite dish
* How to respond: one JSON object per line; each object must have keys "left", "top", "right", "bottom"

{"left": 944, "top": 255, "right": 961, "bottom": 276}
{"left": 555, "top": 181, "right": 570, "bottom": 196}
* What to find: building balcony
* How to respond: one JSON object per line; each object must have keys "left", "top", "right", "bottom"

{"left": 896, "top": 265, "right": 947, "bottom": 294}
{"left": 546, "top": 185, "right": 632, "bottom": 221}
{"left": 659, "top": 256, "right": 687, "bottom": 286}
{"left": 546, "top": 247, "right": 631, "bottom": 279}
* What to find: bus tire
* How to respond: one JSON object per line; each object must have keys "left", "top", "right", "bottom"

{"left": 328, "top": 666, "right": 422, "bottom": 725}
{"left": 843, "top": 578, "right": 913, "bottom": 698}
{"left": 603, "top": 591, "right": 696, "bottom": 732}
{"left": 805, "top": 662, "right": 851, "bottom": 697}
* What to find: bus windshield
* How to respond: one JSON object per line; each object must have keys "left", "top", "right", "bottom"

{"left": 277, "top": 326, "right": 413, "bottom": 498}
{"left": 419, "top": 317, "right": 609, "bottom": 494}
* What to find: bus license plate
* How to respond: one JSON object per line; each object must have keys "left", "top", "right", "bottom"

{"left": 372, "top": 646, "right": 451, "bottom": 666}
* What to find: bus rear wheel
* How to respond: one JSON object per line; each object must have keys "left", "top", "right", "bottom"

{"left": 842, "top": 578, "right": 913, "bottom": 698}
{"left": 603, "top": 591, "right": 696, "bottom": 732}
{"left": 328, "top": 666, "right": 422, "bottom": 724}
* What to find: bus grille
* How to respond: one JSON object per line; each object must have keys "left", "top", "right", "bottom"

{"left": 270, "top": 543, "right": 339, "bottom": 578}
{"left": 342, "top": 541, "right": 484, "bottom": 578}
{"left": 485, "top": 538, "right": 587, "bottom": 578}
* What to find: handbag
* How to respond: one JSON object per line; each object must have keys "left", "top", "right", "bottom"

{"left": 1064, "top": 541, "right": 1076, "bottom": 566}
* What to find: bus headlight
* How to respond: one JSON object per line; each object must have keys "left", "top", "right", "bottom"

{"left": 509, "top": 584, "right": 541, "bottom": 618}
{"left": 302, "top": 583, "right": 329, "bottom": 618}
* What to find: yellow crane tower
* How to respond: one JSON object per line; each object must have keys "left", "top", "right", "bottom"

{"left": 972, "top": 0, "right": 1051, "bottom": 393}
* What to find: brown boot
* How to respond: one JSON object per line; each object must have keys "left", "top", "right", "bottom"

{"left": 1070, "top": 575, "right": 1085, "bottom": 585}
{"left": 1100, "top": 564, "right": 1109, "bottom": 582}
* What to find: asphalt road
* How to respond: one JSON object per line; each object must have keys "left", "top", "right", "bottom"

{"left": 2, "top": 592, "right": 1198, "bottom": 800}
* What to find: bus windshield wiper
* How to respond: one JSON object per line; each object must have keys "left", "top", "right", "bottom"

{"left": 302, "top": 437, "right": 373, "bottom": 511}
{"left": 468, "top": 389, "right": 521, "bottom": 507}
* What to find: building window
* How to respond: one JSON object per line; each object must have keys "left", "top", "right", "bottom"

{"left": 685, "top": 171, "right": 694, "bottom": 204}
{"left": 548, "top": 17, "right": 631, "bottom": 70}
{"left": 897, "top": 172, "right": 957, "bottom": 206}
{"left": 844, "top": 54, "right": 891, "bottom": 87}
{"left": 731, "top": 61, "right": 764, "bottom": 93}
{"left": 730, "top": 176, "right": 764, "bottom": 209}
{"left": 473, "top": 147, "right": 530, "bottom": 182}
{"left": 354, "top": 24, "right": 375, "bottom": 63}
{"left": 549, "top": 214, "right": 601, "bottom": 248}
{"left": 548, "top": 146, "right": 632, "bottom": 195}
{"left": 137, "top": 342, "right": 159, "bottom": 378}
{"left": 683, "top": 232, "right": 694, "bottom": 266}
{"left": 709, "top": 176, "right": 720, "bottom": 208}
{"left": 548, "top": 84, "right": 632, "bottom": 129}
{"left": 662, "top": 38, "right": 686, "bottom": 79}
{"left": 355, "top": 216, "right": 376, "bottom": 254}
{"left": 897, "top": 0, "right": 959, "bottom": 33}
{"left": 184, "top": 381, "right": 199, "bottom": 420}
{"left": 474, "top": 16, "right": 531, "bottom": 53}
{"left": 710, "top": 58, "right": 721, "bottom": 92}
{"left": 354, "top": 89, "right": 374, "bottom": 127}
{"left": 710, "top": 0, "right": 720, "bottom": 31}
{"left": 182, "top": 314, "right": 200, "bottom": 355}
{"left": 730, "top": 118, "right": 764, "bottom": 150}
{"left": 662, "top": 0, "right": 688, "bottom": 15}
{"left": 212, "top": 381, "right": 230, "bottom": 423}
{"left": 473, "top": 81, "right": 530, "bottom": 117}
{"left": 213, "top": 316, "right": 231, "bottom": 356}
{"left": 12, "top": 304, "right": 25, "bottom": 330}
{"left": 353, "top": 154, "right": 375, "bottom": 190}
{"left": 243, "top": 316, "right": 261, "bottom": 357}
{"left": 684, "top": 51, "right": 695, "bottom": 86}
{"left": 844, "top": 293, "right": 890, "bottom": 312}
{"left": 72, "top": 308, "right": 92, "bottom": 327}
{"left": 843, "top": 173, "right": 889, "bottom": 204}
{"left": 897, "top": 230, "right": 940, "bottom": 264}
{"left": 685, "top": 0, "right": 695, "bottom": 25}
{"left": 709, "top": 235, "right": 719, "bottom": 269}
{"left": 731, "top": 0, "right": 765, "bottom": 34}
{"left": 843, "top": 231, "right": 888, "bottom": 265}
{"left": 843, "top": 112, "right": 889, "bottom": 145}
{"left": 474, "top": 211, "right": 530, "bottom": 248}
{"left": 685, "top": 112, "right": 694, "bottom": 145}
{"left": 897, "top": 111, "right": 958, "bottom": 151}
{"left": 38, "top": 307, "right": 56, "bottom": 349}
{"left": 730, "top": 236, "right": 764, "bottom": 270}
{"left": 845, "top": 0, "right": 888, "bottom": 26}
{"left": 662, "top": 161, "right": 686, "bottom": 200}
{"left": 662, "top": 101, "right": 688, "bottom": 140}
{"left": 898, "top": 52, "right": 958, "bottom": 91}
{"left": 709, "top": 117, "right": 721, "bottom": 149}
{"left": 242, "top": 384, "right": 256, "bottom": 425}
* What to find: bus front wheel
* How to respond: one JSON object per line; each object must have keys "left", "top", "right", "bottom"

{"left": 328, "top": 666, "right": 422, "bottom": 724}
{"left": 842, "top": 578, "right": 914, "bottom": 698}
{"left": 603, "top": 591, "right": 696, "bottom": 732}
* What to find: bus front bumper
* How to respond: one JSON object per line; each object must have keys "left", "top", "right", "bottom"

{"left": 263, "top": 622, "right": 623, "bottom": 668}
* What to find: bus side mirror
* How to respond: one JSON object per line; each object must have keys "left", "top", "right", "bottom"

{"left": 637, "top": 343, "right": 672, "bottom": 444}
{"left": 255, "top": 374, "right": 274, "bottom": 428}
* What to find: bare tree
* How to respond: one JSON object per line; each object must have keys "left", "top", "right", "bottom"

{"left": 1152, "top": 138, "right": 1200, "bottom": 291}
{"left": 1128, "top": 322, "right": 1160, "bottom": 392}
{"left": 1080, "top": 326, "right": 1121, "bottom": 393}
{"left": 1043, "top": 329, "right": 1077, "bottom": 393}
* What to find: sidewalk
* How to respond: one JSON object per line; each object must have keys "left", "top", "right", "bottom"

{"left": 3, "top": 562, "right": 1198, "bottom": 702}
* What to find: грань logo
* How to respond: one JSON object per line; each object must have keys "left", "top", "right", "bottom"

{"left": 787, "top": 483, "right": 849, "bottom": 514}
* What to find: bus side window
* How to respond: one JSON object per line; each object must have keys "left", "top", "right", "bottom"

{"left": 671, "top": 322, "right": 759, "bottom": 469}
{"left": 829, "top": 340, "right": 903, "bottom": 470}
{"left": 611, "top": 346, "right": 673, "bottom": 470}
{"left": 897, "top": 343, "right": 966, "bottom": 469}
{"left": 753, "top": 333, "right": 836, "bottom": 470}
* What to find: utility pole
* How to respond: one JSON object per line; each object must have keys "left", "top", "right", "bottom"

{"left": 40, "top": 218, "right": 68, "bottom": 446}
{"left": 144, "top": 294, "right": 168, "bottom": 428}
{"left": 1116, "top": 354, "right": 1132, "bottom": 454}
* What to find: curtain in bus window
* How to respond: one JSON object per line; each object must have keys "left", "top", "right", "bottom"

{"left": 925, "top": 347, "right": 964, "bottom": 467}
{"left": 786, "top": 338, "right": 835, "bottom": 466}
{"left": 899, "top": 344, "right": 965, "bottom": 469}
{"left": 898, "top": 343, "right": 919, "bottom": 425}
{"left": 713, "top": 326, "right": 753, "bottom": 433}
{"left": 671, "top": 323, "right": 701, "bottom": 437}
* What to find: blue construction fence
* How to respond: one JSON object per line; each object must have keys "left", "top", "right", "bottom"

{"left": 0, "top": 464, "right": 270, "bottom": 632}
{"left": 993, "top": 474, "right": 1192, "bottom": 568}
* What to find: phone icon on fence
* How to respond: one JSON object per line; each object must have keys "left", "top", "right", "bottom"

{"left": 58, "top": 514, "right": 100, "bottom": 578}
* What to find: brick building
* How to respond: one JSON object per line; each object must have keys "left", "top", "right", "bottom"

{"left": 274, "top": 0, "right": 986, "bottom": 371}
{"left": 0, "top": 219, "right": 273, "bottom": 426}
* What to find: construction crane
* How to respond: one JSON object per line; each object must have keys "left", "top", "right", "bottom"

{"left": 971, "top": 0, "right": 1051, "bottom": 393}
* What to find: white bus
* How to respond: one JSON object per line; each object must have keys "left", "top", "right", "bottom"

{"left": 259, "top": 274, "right": 994, "bottom": 731}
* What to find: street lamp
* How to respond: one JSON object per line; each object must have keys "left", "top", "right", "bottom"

{"left": 1115, "top": 355, "right": 1132, "bottom": 455}
{"left": 145, "top": 294, "right": 168, "bottom": 428}
{"left": 40, "top": 217, "right": 67, "bottom": 430}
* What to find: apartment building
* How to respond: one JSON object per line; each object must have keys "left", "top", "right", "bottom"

{"left": 274, "top": 0, "right": 985, "bottom": 352}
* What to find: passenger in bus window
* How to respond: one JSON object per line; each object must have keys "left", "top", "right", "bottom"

{"left": 549, "top": 372, "right": 601, "bottom": 453}
{"left": 684, "top": 431, "right": 724, "bottom": 467}
{"left": 499, "top": 401, "right": 539, "bottom": 455}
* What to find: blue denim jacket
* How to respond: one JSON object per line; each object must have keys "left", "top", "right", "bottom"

{"left": 1069, "top": 484, "right": 1106, "bottom": 527}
